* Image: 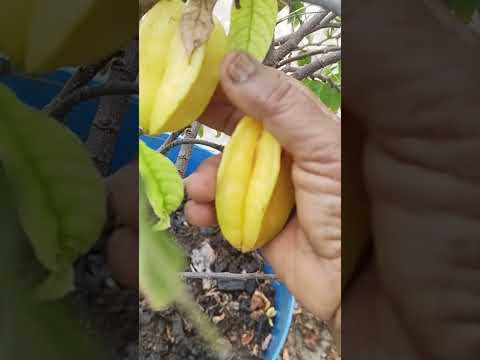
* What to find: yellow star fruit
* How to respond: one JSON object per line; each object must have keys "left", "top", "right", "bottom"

{"left": 216, "top": 117, "right": 296, "bottom": 252}
{"left": 0, "top": 0, "right": 137, "bottom": 73}
{"left": 140, "top": 0, "right": 227, "bottom": 135}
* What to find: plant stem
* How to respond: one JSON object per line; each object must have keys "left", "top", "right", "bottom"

{"left": 85, "top": 39, "right": 139, "bottom": 175}
{"left": 175, "top": 122, "right": 201, "bottom": 178}
{"left": 160, "top": 139, "right": 224, "bottom": 155}
{"left": 179, "top": 272, "right": 277, "bottom": 281}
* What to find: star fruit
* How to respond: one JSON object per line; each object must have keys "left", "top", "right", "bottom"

{"left": 139, "top": 0, "right": 227, "bottom": 135}
{"left": 0, "top": 0, "right": 137, "bottom": 73}
{"left": 216, "top": 117, "right": 296, "bottom": 252}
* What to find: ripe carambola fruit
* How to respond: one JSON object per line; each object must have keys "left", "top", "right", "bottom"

{"left": 0, "top": 0, "right": 137, "bottom": 73}
{"left": 216, "top": 117, "right": 296, "bottom": 252}
{"left": 140, "top": 0, "right": 227, "bottom": 135}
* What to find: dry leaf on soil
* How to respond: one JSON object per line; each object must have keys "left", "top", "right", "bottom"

{"left": 181, "top": 0, "right": 218, "bottom": 59}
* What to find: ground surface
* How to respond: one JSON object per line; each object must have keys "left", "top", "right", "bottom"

{"left": 281, "top": 306, "right": 338, "bottom": 360}
{"left": 71, "top": 251, "right": 139, "bottom": 360}
{"left": 140, "top": 209, "right": 275, "bottom": 360}
{"left": 70, "top": 207, "right": 335, "bottom": 360}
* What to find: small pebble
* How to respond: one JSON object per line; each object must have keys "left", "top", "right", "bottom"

{"left": 157, "top": 319, "right": 166, "bottom": 335}
{"left": 262, "top": 334, "right": 272, "bottom": 351}
{"left": 227, "top": 301, "right": 240, "bottom": 312}
{"left": 171, "top": 315, "right": 185, "bottom": 340}
{"left": 140, "top": 311, "right": 153, "bottom": 326}
{"left": 215, "top": 338, "right": 233, "bottom": 360}
{"left": 105, "top": 277, "right": 119, "bottom": 289}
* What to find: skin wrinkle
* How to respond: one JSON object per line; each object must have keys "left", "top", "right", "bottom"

{"left": 292, "top": 163, "right": 340, "bottom": 197}
{"left": 292, "top": 156, "right": 341, "bottom": 260}
{"left": 281, "top": 238, "right": 339, "bottom": 319}
{"left": 263, "top": 83, "right": 340, "bottom": 162}
{"left": 369, "top": 181, "right": 480, "bottom": 359}
{"left": 374, "top": 134, "right": 480, "bottom": 182}
{"left": 365, "top": 142, "right": 480, "bottom": 220}
{"left": 368, "top": 90, "right": 480, "bottom": 138}
{"left": 355, "top": 22, "right": 480, "bottom": 345}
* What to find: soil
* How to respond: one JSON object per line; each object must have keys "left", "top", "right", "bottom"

{"left": 70, "top": 252, "right": 139, "bottom": 360}
{"left": 139, "top": 209, "right": 276, "bottom": 360}
{"left": 68, "top": 207, "right": 336, "bottom": 360}
{"left": 281, "top": 306, "right": 339, "bottom": 360}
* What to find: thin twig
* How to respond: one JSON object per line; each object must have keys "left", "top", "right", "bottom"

{"left": 277, "top": 46, "right": 341, "bottom": 67}
{"left": 42, "top": 53, "right": 116, "bottom": 116}
{"left": 273, "top": 12, "right": 335, "bottom": 47}
{"left": 160, "top": 139, "right": 224, "bottom": 154}
{"left": 302, "top": 0, "right": 341, "bottom": 16}
{"left": 48, "top": 81, "right": 138, "bottom": 119}
{"left": 311, "top": 72, "right": 341, "bottom": 92}
{"left": 86, "top": 39, "right": 139, "bottom": 175}
{"left": 269, "top": 12, "right": 330, "bottom": 66}
{"left": 292, "top": 51, "right": 341, "bottom": 80}
{"left": 176, "top": 122, "right": 201, "bottom": 178}
{"left": 299, "top": 32, "right": 341, "bottom": 49}
{"left": 157, "top": 129, "right": 185, "bottom": 153}
{"left": 179, "top": 272, "right": 277, "bottom": 281}
{"left": 277, "top": 10, "right": 322, "bottom": 25}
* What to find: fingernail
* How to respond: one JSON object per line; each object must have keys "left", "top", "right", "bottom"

{"left": 227, "top": 52, "right": 258, "bottom": 83}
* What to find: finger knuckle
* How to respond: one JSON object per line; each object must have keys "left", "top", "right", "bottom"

{"left": 261, "top": 78, "right": 297, "bottom": 118}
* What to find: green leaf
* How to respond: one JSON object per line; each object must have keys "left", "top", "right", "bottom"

{"left": 1, "top": 291, "right": 106, "bottom": 359}
{"left": 446, "top": 0, "right": 480, "bottom": 20}
{"left": 228, "top": 0, "right": 279, "bottom": 61}
{"left": 0, "top": 0, "right": 137, "bottom": 73}
{"left": 139, "top": 185, "right": 186, "bottom": 310}
{"left": 303, "top": 79, "right": 341, "bottom": 112}
{"left": 0, "top": 85, "right": 106, "bottom": 300}
{"left": 297, "top": 52, "right": 312, "bottom": 66}
{"left": 139, "top": 140, "right": 184, "bottom": 229}
{"left": 198, "top": 124, "right": 204, "bottom": 138}
{"left": 34, "top": 267, "right": 75, "bottom": 300}
{"left": 288, "top": 0, "right": 305, "bottom": 26}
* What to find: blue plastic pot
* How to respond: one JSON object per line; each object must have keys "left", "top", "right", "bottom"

{"left": 1, "top": 70, "right": 294, "bottom": 360}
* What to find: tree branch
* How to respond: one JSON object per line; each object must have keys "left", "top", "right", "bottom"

{"left": 86, "top": 39, "right": 139, "bottom": 175}
{"left": 157, "top": 129, "right": 185, "bottom": 153}
{"left": 272, "top": 11, "right": 336, "bottom": 50}
{"left": 175, "top": 122, "right": 201, "bottom": 178}
{"left": 299, "top": 31, "right": 341, "bottom": 49}
{"left": 312, "top": 72, "right": 341, "bottom": 92}
{"left": 42, "top": 53, "right": 116, "bottom": 117}
{"left": 277, "top": 46, "right": 341, "bottom": 67}
{"left": 160, "top": 139, "right": 224, "bottom": 154}
{"left": 269, "top": 12, "right": 330, "bottom": 66}
{"left": 179, "top": 272, "right": 277, "bottom": 281}
{"left": 302, "top": 0, "right": 341, "bottom": 16}
{"left": 292, "top": 50, "right": 341, "bottom": 80}
{"left": 48, "top": 81, "right": 138, "bottom": 119}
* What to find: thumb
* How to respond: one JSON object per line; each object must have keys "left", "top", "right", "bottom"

{"left": 220, "top": 51, "right": 340, "bottom": 160}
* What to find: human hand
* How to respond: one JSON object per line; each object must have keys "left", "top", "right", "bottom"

{"left": 343, "top": 0, "right": 480, "bottom": 359}
{"left": 105, "top": 160, "right": 139, "bottom": 289}
{"left": 184, "top": 52, "right": 341, "bottom": 340}
{"left": 103, "top": 51, "right": 341, "bottom": 349}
